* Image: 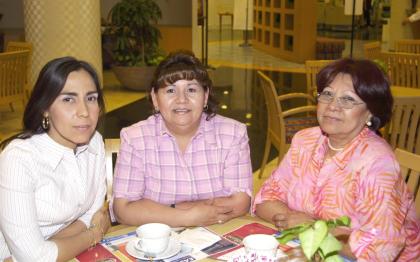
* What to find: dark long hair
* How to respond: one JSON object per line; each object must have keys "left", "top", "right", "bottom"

{"left": 0, "top": 57, "right": 105, "bottom": 149}
{"left": 317, "top": 58, "right": 393, "bottom": 132}
{"left": 149, "top": 50, "right": 218, "bottom": 119}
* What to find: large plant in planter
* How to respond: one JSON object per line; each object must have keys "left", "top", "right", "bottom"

{"left": 106, "top": 0, "right": 164, "bottom": 90}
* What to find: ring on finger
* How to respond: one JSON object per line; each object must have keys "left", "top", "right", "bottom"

{"left": 218, "top": 220, "right": 223, "bottom": 224}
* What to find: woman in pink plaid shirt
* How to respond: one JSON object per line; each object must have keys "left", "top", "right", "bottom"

{"left": 112, "top": 51, "right": 253, "bottom": 227}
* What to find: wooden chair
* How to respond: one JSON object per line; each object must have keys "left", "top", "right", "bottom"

{"left": 381, "top": 51, "right": 420, "bottom": 88}
{"left": 384, "top": 96, "right": 420, "bottom": 154}
{"left": 257, "top": 71, "right": 317, "bottom": 179}
{"left": 6, "top": 41, "right": 33, "bottom": 53}
{"left": 363, "top": 41, "right": 381, "bottom": 60}
{"left": 305, "top": 60, "right": 334, "bottom": 98}
{"left": 395, "top": 148, "right": 420, "bottom": 217}
{"left": 105, "top": 138, "right": 121, "bottom": 200}
{"left": 0, "top": 50, "right": 30, "bottom": 112}
{"left": 6, "top": 41, "right": 32, "bottom": 97}
{"left": 395, "top": 39, "right": 420, "bottom": 54}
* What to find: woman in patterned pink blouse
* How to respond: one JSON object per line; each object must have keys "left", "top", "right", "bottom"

{"left": 254, "top": 58, "right": 420, "bottom": 261}
{"left": 112, "top": 51, "right": 253, "bottom": 227}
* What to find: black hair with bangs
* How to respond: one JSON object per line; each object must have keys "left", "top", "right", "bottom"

{"left": 149, "top": 50, "right": 218, "bottom": 119}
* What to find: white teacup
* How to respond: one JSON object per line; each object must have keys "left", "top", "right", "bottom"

{"left": 135, "top": 223, "right": 171, "bottom": 256}
{"left": 243, "top": 234, "right": 279, "bottom": 258}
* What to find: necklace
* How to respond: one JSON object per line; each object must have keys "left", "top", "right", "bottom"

{"left": 327, "top": 138, "right": 344, "bottom": 152}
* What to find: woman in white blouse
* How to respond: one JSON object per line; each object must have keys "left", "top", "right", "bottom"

{"left": 0, "top": 57, "right": 111, "bottom": 261}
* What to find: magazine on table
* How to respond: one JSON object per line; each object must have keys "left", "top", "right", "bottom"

{"left": 75, "top": 226, "right": 237, "bottom": 262}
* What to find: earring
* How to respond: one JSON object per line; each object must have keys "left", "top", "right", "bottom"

{"left": 203, "top": 104, "right": 208, "bottom": 111}
{"left": 366, "top": 119, "right": 372, "bottom": 127}
{"left": 42, "top": 116, "right": 49, "bottom": 130}
{"left": 153, "top": 107, "right": 160, "bottom": 114}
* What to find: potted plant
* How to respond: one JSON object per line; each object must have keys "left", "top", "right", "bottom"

{"left": 105, "top": 0, "right": 165, "bottom": 91}
{"left": 277, "top": 216, "right": 351, "bottom": 261}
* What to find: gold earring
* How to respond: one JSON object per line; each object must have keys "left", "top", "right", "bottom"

{"left": 366, "top": 120, "right": 372, "bottom": 127}
{"left": 42, "top": 116, "right": 49, "bottom": 130}
{"left": 203, "top": 104, "right": 208, "bottom": 111}
{"left": 153, "top": 107, "right": 160, "bottom": 114}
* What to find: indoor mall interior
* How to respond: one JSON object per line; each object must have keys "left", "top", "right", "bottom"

{"left": 0, "top": 0, "right": 419, "bottom": 190}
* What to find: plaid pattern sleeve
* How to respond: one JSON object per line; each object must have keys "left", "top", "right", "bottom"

{"left": 112, "top": 121, "right": 147, "bottom": 201}
{"left": 217, "top": 117, "right": 253, "bottom": 197}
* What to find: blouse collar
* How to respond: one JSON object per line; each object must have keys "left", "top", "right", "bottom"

{"left": 34, "top": 132, "right": 97, "bottom": 170}
{"left": 313, "top": 127, "right": 373, "bottom": 169}
{"left": 155, "top": 113, "right": 217, "bottom": 146}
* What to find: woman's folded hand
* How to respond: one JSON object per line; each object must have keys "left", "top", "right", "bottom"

{"left": 186, "top": 201, "right": 232, "bottom": 226}
{"left": 272, "top": 211, "right": 315, "bottom": 230}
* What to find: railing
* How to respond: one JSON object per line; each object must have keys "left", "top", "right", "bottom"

{"left": 0, "top": 50, "right": 30, "bottom": 111}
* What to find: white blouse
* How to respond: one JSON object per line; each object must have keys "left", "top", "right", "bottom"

{"left": 0, "top": 131, "right": 106, "bottom": 261}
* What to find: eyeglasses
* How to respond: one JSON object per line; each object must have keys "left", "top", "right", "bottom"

{"left": 317, "top": 90, "right": 364, "bottom": 109}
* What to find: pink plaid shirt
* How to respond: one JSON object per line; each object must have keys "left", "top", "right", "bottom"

{"left": 112, "top": 114, "right": 253, "bottom": 205}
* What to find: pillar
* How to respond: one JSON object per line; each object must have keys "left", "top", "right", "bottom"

{"left": 22, "top": 0, "right": 102, "bottom": 88}
{"left": 389, "top": 0, "right": 413, "bottom": 49}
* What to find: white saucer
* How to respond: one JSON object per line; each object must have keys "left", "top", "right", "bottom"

{"left": 126, "top": 235, "right": 181, "bottom": 260}
{"left": 171, "top": 226, "right": 185, "bottom": 232}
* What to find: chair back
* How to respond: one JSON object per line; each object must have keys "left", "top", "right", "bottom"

{"left": 257, "top": 71, "right": 317, "bottom": 178}
{"left": 395, "top": 39, "right": 420, "bottom": 54}
{"left": 105, "top": 138, "right": 120, "bottom": 200}
{"left": 6, "top": 41, "right": 32, "bottom": 52}
{"left": 305, "top": 60, "right": 334, "bottom": 97}
{"left": 363, "top": 41, "right": 381, "bottom": 60}
{"left": 0, "top": 50, "right": 30, "bottom": 110}
{"left": 257, "top": 71, "right": 286, "bottom": 153}
{"left": 385, "top": 96, "right": 420, "bottom": 154}
{"left": 381, "top": 51, "right": 420, "bottom": 88}
{"left": 6, "top": 41, "right": 32, "bottom": 95}
{"left": 395, "top": 148, "right": 420, "bottom": 217}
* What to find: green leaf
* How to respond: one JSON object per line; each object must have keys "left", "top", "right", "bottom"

{"left": 107, "top": 0, "right": 163, "bottom": 66}
{"left": 324, "top": 254, "right": 344, "bottom": 262}
{"left": 326, "top": 216, "right": 351, "bottom": 229}
{"left": 299, "top": 220, "right": 328, "bottom": 259}
{"left": 283, "top": 223, "right": 312, "bottom": 234}
{"left": 319, "top": 233, "right": 342, "bottom": 257}
{"left": 336, "top": 216, "right": 351, "bottom": 227}
{"left": 277, "top": 233, "right": 297, "bottom": 244}
{"left": 275, "top": 223, "right": 311, "bottom": 244}
{"left": 299, "top": 228, "right": 317, "bottom": 259}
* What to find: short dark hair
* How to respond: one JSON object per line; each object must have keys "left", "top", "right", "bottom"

{"left": 317, "top": 58, "right": 393, "bottom": 131}
{"left": 0, "top": 56, "right": 105, "bottom": 149}
{"left": 149, "top": 50, "right": 218, "bottom": 119}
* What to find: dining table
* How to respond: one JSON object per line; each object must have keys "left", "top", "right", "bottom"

{"left": 71, "top": 214, "right": 311, "bottom": 262}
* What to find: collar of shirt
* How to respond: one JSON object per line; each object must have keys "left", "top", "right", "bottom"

{"left": 154, "top": 114, "right": 217, "bottom": 146}
{"left": 312, "top": 127, "right": 372, "bottom": 170}
{"left": 33, "top": 132, "right": 98, "bottom": 171}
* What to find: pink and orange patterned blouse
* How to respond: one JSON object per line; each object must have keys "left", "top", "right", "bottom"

{"left": 254, "top": 127, "right": 420, "bottom": 261}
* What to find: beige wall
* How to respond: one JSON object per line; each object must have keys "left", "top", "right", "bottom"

{"left": 389, "top": 0, "right": 413, "bottom": 49}
{"left": 208, "top": 0, "right": 234, "bottom": 29}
